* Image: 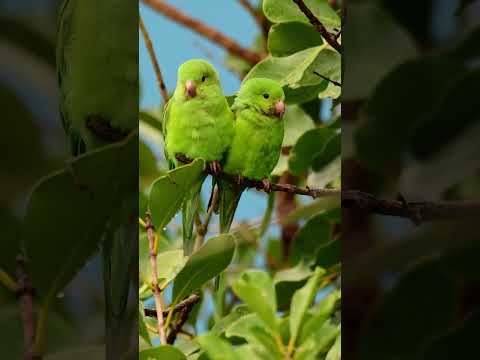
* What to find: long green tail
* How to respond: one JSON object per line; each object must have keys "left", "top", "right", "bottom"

{"left": 182, "top": 174, "right": 207, "bottom": 255}
{"left": 218, "top": 179, "right": 244, "bottom": 233}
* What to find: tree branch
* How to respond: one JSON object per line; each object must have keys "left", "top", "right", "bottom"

{"left": 139, "top": 16, "right": 169, "bottom": 104}
{"left": 175, "top": 154, "right": 340, "bottom": 198}
{"left": 145, "top": 214, "right": 167, "bottom": 344}
{"left": 342, "top": 190, "right": 480, "bottom": 225}
{"left": 144, "top": 293, "right": 201, "bottom": 319}
{"left": 142, "top": 0, "right": 262, "bottom": 65}
{"left": 166, "top": 295, "right": 199, "bottom": 344}
{"left": 292, "top": 0, "right": 342, "bottom": 53}
{"left": 16, "top": 256, "right": 40, "bottom": 360}
{"left": 237, "top": 0, "right": 269, "bottom": 36}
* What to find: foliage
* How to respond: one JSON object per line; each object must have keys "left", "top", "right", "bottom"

{"left": 139, "top": 0, "right": 341, "bottom": 359}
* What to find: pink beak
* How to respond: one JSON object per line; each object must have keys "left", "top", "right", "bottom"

{"left": 274, "top": 100, "right": 285, "bottom": 118}
{"left": 185, "top": 80, "right": 197, "bottom": 99}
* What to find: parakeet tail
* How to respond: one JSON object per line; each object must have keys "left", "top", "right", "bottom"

{"left": 218, "top": 179, "right": 244, "bottom": 233}
{"left": 182, "top": 173, "right": 207, "bottom": 255}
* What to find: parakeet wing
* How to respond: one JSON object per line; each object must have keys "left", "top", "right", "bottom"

{"left": 162, "top": 99, "right": 175, "bottom": 169}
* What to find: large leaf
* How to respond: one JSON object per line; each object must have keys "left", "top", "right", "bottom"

{"left": 294, "top": 320, "right": 339, "bottom": 360}
{"left": 148, "top": 159, "right": 205, "bottom": 229}
{"left": 282, "top": 105, "right": 315, "bottom": 147}
{"left": 268, "top": 22, "right": 323, "bottom": 57}
{"left": 232, "top": 270, "right": 278, "bottom": 331}
{"left": 326, "top": 334, "right": 341, "bottom": 360}
{"left": 291, "top": 214, "right": 332, "bottom": 263}
{"left": 196, "top": 334, "right": 240, "bottom": 360}
{"left": 139, "top": 345, "right": 186, "bottom": 360}
{"left": 289, "top": 268, "right": 325, "bottom": 346}
{"left": 263, "top": 0, "right": 340, "bottom": 28}
{"left": 288, "top": 127, "right": 337, "bottom": 175}
{"left": 172, "top": 234, "right": 235, "bottom": 304}
{"left": 23, "top": 134, "right": 137, "bottom": 301}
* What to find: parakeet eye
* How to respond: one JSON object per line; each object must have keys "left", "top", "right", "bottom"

{"left": 201, "top": 75, "right": 207, "bottom": 82}
{"left": 263, "top": 94, "right": 269, "bottom": 99}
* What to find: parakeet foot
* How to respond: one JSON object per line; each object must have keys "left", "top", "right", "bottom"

{"left": 208, "top": 160, "right": 222, "bottom": 176}
{"left": 262, "top": 179, "right": 272, "bottom": 193}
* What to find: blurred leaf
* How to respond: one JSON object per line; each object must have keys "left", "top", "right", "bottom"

{"left": 282, "top": 105, "right": 315, "bottom": 147}
{"left": 423, "top": 311, "right": 480, "bottom": 359}
{"left": 226, "top": 314, "right": 283, "bottom": 358}
{"left": 139, "top": 138, "right": 161, "bottom": 189}
{"left": 449, "top": 25, "right": 480, "bottom": 60}
{"left": 172, "top": 234, "right": 235, "bottom": 304}
{"left": 0, "top": 208, "right": 20, "bottom": 275}
{"left": 315, "top": 239, "right": 340, "bottom": 269}
{"left": 196, "top": 334, "right": 239, "bottom": 360}
{"left": 294, "top": 320, "right": 339, "bottom": 360}
{"left": 45, "top": 346, "right": 105, "bottom": 360}
{"left": 281, "top": 197, "right": 340, "bottom": 225}
{"left": 307, "top": 156, "right": 341, "bottom": 189}
{"left": 139, "top": 108, "right": 163, "bottom": 133}
{"left": 139, "top": 345, "right": 186, "bottom": 360}
{"left": 0, "top": 16, "right": 55, "bottom": 67}
{"left": 232, "top": 270, "right": 278, "bottom": 331}
{"left": 290, "top": 268, "right": 324, "bottom": 345}
{"left": 211, "top": 305, "right": 251, "bottom": 336}
{"left": 148, "top": 159, "right": 205, "bottom": 229}
{"left": 23, "top": 134, "right": 137, "bottom": 301}
{"left": 325, "top": 334, "right": 341, "bottom": 360}
{"left": 139, "top": 303, "right": 152, "bottom": 348}
{"left": 288, "top": 127, "right": 337, "bottom": 175}
{"left": 268, "top": 22, "right": 323, "bottom": 57}
{"left": 263, "top": 0, "right": 340, "bottom": 28}
{"left": 358, "top": 261, "right": 456, "bottom": 360}
{"left": 343, "top": 1, "right": 417, "bottom": 100}
{"left": 274, "top": 261, "right": 312, "bottom": 310}
{"left": 291, "top": 214, "right": 332, "bottom": 263}
{"left": 355, "top": 57, "right": 465, "bottom": 174}
{"left": 299, "top": 290, "right": 340, "bottom": 344}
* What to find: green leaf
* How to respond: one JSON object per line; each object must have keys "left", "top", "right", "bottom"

{"left": 139, "top": 303, "right": 152, "bottom": 348}
{"left": 307, "top": 156, "right": 340, "bottom": 189}
{"left": 232, "top": 270, "right": 278, "bottom": 331}
{"left": 172, "top": 234, "right": 235, "bottom": 304}
{"left": 289, "top": 268, "right": 325, "bottom": 345}
{"left": 274, "top": 261, "right": 313, "bottom": 311}
{"left": 226, "top": 314, "right": 283, "bottom": 359}
{"left": 139, "top": 137, "right": 161, "bottom": 188}
{"left": 139, "top": 232, "right": 186, "bottom": 287}
{"left": 196, "top": 334, "right": 239, "bottom": 360}
{"left": 326, "top": 334, "right": 341, "bottom": 360}
{"left": 294, "top": 321, "right": 340, "bottom": 360}
{"left": 139, "top": 345, "right": 186, "bottom": 360}
{"left": 263, "top": 0, "right": 340, "bottom": 28}
{"left": 148, "top": 159, "right": 205, "bottom": 229}
{"left": 314, "top": 239, "right": 340, "bottom": 269}
{"left": 299, "top": 290, "right": 340, "bottom": 344}
{"left": 281, "top": 198, "right": 340, "bottom": 225}
{"left": 288, "top": 127, "right": 337, "bottom": 175}
{"left": 23, "top": 134, "right": 137, "bottom": 301}
{"left": 211, "top": 305, "right": 251, "bottom": 336}
{"left": 291, "top": 214, "right": 332, "bottom": 263}
{"left": 268, "top": 22, "right": 323, "bottom": 57}
{"left": 282, "top": 105, "right": 315, "bottom": 147}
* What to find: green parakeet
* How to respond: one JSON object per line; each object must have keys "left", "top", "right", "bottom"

{"left": 219, "top": 78, "right": 286, "bottom": 233}
{"left": 163, "top": 59, "right": 234, "bottom": 254}
{"left": 57, "top": 0, "right": 137, "bottom": 357}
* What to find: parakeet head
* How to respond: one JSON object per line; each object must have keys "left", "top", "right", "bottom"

{"left": 235, "top": 78, "right": 286, "bottom": 119}
{"left": 175, "top": 59, "right": 221, "bottom": 100}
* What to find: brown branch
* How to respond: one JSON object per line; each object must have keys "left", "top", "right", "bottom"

{"left": 166, "top": 295, "right": 199, "bottom": 344}
{"left": 139, "top": 16, "right": 169, "bottom": 104}
{"left": 144, "top": 293, "right": 201, "bottom": 319}
{"left": 292, "top": 0, "right": 342, "bottom": 53}
{"left": 195, "top": 185, "right": 218, "bottom": 251}
{"left": 237, "top": 0, "right": 269, "bottom": 36}
{"left": 277, "top": 173, "right": 299, "bottom": 261}
{"left": 175, "top": 154, "right": 340, "bottom": 198}
{"left": 145, "top": 213, "right": 167, "bottom": 344}
{"left": 16, "top": 256, "right": 40, "bottom": 360}
{"left": 342, "top": 190, "right": 480, "bottom": 225}
{"left": 142, "top": 0, "right": 262, "bottom": 65}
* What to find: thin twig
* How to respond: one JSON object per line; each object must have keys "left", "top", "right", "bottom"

{"left": 292, "top": 0, "right": 342, "bottom": 53}
{"left": 342, "top": 190, "right": 480, "bottom": 225}
{"left": 195, "top": 185, "right": 219, "bottom": 251}
{"left": 166, "top": 295, "right": 200, "bottom": 344}
{"left": 176, "top": 154, "right": 340, "bottom": 198}
{"left": 145, "top": 214, "right": 167, "bottom": 344}
{"left": 313, "top": 71, "right": 342, "bottom": 87}
{"left": 16, "top": 256, "right": 39, "bottom": 360}
{"left": 139, "top": 16, "right": 169, "bottom": 104}
{"left": 142, "top": 0, "right": 262, "bottom": 65}
{"left": 144, "top": 293, "right": 201, "bottom": 318}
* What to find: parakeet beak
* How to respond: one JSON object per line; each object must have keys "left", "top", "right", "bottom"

{"left": 274, "top": 100, "right": 286, "bottom": 118}
{"left": 185, "top": 80, "right": 197, "bottom": 99}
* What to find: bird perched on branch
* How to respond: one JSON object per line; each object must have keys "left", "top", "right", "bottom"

{"left": 163, "top": 59, "right": 234, "bottom": 254}
{"left": 57, "top": 0, "right": 137, "bottom": 357}
{"left": 218, "top": 78, "right": 285, "bottom": 233}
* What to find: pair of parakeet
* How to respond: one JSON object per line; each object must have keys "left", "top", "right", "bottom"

{"left": 163, "top": 59, "right": 286, "bottom": 253}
